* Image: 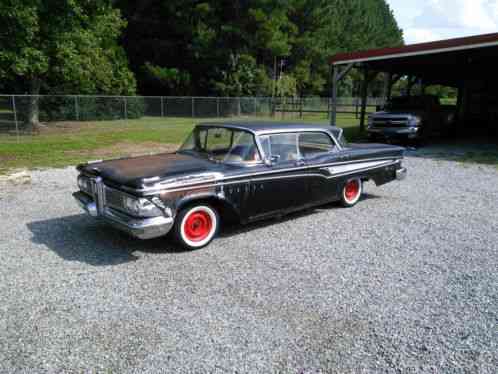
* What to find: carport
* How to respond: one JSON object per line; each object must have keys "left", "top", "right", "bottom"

{"left": 329, "top": 32, "right": 498, "bottom": 135}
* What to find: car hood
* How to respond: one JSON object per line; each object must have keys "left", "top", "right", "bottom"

{"left": 77, "top": 152, "right": 218, "bottom": 189}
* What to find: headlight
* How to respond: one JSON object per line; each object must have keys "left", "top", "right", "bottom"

{"left": 77, "top": 175, "right": 91, "bottom": 194}
{"left": 408, "top": 116, "right": 421, "bottom": 126}
{"left": 122, "top": 196, "right": 163, "bottom": 217}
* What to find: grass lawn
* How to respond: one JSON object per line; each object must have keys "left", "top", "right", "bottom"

{"left": 0, "top": 114, "right": 362, "bottom": 174}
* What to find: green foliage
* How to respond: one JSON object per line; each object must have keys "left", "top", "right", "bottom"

{"left": 0, "top": 0, "right": 136, "bottom": 95}
{"left": 15, "top": 96, "right": 145, "bottom": 122}
{"left": 1, "top": 0, "right": 403, "bottom": 99}
{"left": 142, "top": 63, "right": 191, "bottom": 95}
{"left": 118, "top": 0, "right": 403, "bottom": 97}
{"left": 276, "top": 75, "right": 298, "bottom": 98}
{"left": 212, "top": 54, "right": 272, "bottom": 97}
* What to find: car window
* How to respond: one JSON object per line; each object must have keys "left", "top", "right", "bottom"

{"left": 298, "top": 132, "right": 335, "bottom": 158}
{"left": 179, "top": 127, "right": 261, "bottom": 164}
{"left": 205, "top": 128, "right": 232, "bottom": 151}
{"left": 262, "top": 133, "right": 299, "bottom": 163}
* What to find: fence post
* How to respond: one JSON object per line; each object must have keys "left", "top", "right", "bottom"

{"left": 253, "top": 97, "right": 257, "bottom": 116}
{"left": 74, "top": 96, "right": 79, "bottom": 121}
{"left": 12, "top": 96, "right": 20, "bottom": 143}
{"left": 216, "top": 97, "right": 220, "bottom": 118}
{"left": 238, "top": 97, "right": 241, "bottom": 116}
{"left": 160, "top": 96, "right": 164, "bottom": 117}
{"left": 123, "top": 96, "right": 128, "bottom": 120}
{"left": 192, "top": 97, "right": 195, "bottom": 118}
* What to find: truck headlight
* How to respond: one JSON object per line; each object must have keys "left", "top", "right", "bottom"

{"left": 77, "top": 175, "right": 91, "bottom": 194}
{"left": 408, "top": 116, "right": 421, "bottom": 126}
{"left": 122, "top": 196, "right": 162, "bottom": 217}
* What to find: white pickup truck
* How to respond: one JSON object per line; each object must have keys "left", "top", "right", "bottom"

{"left": 367, "top": 95, "right": 456, "bottom": 144}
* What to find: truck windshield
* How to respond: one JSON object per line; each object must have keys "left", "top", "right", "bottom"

{"left": 386, "top": 96, "right": 434, "bottom": 110}
{"left": 178, "top": 127, "right": 262, "bottom": 164}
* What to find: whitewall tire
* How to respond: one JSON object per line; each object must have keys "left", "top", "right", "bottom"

{"left": 174, "top": 205, "right": 219, "bottom": 250}
{"left": 340, "top": 178, "right": 362, "bottom": 207}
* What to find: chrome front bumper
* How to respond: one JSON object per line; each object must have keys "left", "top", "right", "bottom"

{"left": 367, "top": 127, "right": 420, "bottom": 139}
{"left": 396, "top": 167, "right": 407, "bottom": 181}
{"left": 73, "top": 191, "right": 174, "bottom": 240}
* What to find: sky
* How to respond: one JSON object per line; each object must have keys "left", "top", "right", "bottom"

{"left": 387, "top": 0, "right": 498, "bottom": 44}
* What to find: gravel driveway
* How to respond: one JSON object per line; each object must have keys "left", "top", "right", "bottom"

{"left": 0, "top": 156, "right": 497, "bottom": 373}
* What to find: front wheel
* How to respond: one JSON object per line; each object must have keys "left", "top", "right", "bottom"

{"left": 173, "top": 204, "right": 219, "bottom": 250}
{"left": 340, "top": 178, "right": 363, "bottom": 207}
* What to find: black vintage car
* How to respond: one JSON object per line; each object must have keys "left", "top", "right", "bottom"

{"left": 74, "top": 122, "right": 406, "bottom": 249}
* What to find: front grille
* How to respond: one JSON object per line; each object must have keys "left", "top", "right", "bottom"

{"left": 105, "top": 186, "right": 124, "bottom": 211}
{"left": 372, "top": 117, "right": 409, "bottom": 127}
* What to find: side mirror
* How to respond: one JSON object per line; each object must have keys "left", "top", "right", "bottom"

{"left": 264, "top": 154, "right": 280, "bottom": 166}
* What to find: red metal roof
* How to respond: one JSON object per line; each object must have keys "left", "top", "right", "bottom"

{"left": 330, "top": 32, "right": 498, "bottom": 65}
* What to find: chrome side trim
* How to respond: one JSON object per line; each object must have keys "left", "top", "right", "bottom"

{"left": 131, "top": 156, "right": 402, "bottom": 195}
{"left": 150, "top": 160, "right": 401, "bottom": 195}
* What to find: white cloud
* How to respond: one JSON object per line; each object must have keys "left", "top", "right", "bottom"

{"left": 387, "top": 0, "right": 498, "bottom": 44}
{"left": 403, "top": 28, "right": 442, "bottom": 44}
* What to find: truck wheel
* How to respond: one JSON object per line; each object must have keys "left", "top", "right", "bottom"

{"left": 173, "top": 204, "right": 219, "bottom": 250}
{"left": 340, "top": 178, "right": 362, "bottom": 207}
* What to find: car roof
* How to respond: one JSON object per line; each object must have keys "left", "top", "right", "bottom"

{"left": 196, "top": 121, "right": 342, "bottom": 137}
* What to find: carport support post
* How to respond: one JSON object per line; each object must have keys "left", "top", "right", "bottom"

{"left": 383, "top": 72, "right": 392, "bottom": 104}
{"left": 329, "top": 63, "right": 354, "bottom": 126}
{"left": 330, "top": 66, "right": 339, "bottom": 126}
{"left": 360, "top": 68, "right": 370, "bottom": 132}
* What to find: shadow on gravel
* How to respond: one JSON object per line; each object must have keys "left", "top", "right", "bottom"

{"left": 26, "top": 214, "right": 181, "bottom": 266}
{"left": 27, "top": 194, "right": 382, "bottom": 264}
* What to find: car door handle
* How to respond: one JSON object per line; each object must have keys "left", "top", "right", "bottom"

{"left": 295, "top": 159, "right": 306, "bottom": 166}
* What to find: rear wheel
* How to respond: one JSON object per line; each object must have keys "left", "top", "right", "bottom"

{"left": 173, "top": 204, "right": 219, "bottom": 250}
{"left": 340, "top": 178, "right": 362, "bottom": 207}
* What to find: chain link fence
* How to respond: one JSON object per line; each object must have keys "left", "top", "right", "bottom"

{"left": 0, "top": 95, "right": 384, "bottom": 141}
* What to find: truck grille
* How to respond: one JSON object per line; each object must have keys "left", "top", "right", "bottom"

{"left": 372, "top": 117, "right": 409, "bottom": 127}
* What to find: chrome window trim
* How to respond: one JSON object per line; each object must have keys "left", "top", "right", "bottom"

{"left": 180, "top": 126, "right": 265, "bottom": 167}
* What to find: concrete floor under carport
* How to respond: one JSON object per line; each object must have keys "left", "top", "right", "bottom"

{"left": 404, "top": 136, "right": 498, "bottom": 169}
{"left": 329, "top": 32, "right": 498, "bottom": 140}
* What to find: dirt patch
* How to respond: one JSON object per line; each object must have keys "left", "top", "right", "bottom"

{"left": 37, "top": 121, "right": 103, "bottom": 134}
{"left": 64, "top": 141, "right": 179, "bottom": 159}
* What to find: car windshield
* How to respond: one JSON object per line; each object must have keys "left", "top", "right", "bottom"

{"left": 178, "top": 126, "right": 262, "bottom": 164}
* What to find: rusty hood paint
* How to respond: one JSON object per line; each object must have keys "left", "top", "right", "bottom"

{"left": 77, "top": 153, "right": 217, "bottom": 189}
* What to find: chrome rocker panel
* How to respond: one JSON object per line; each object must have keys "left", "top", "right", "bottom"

{"left": 73, "top": 191, "right": 173, "bottom": 240}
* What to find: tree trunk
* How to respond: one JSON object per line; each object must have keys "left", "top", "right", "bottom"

{"left": 25, "top": 77, "right": 42, "bottom": 131}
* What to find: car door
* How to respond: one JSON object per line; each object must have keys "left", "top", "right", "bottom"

{"left": 298, "top": 131, "right": 343, "bottom": 205}
{"left": 246, "top": 132, "right": 309, "bottom": 219}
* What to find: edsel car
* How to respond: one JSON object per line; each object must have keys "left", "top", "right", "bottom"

{"left": 73, "top": 122, "right": 407, "bottom": 250}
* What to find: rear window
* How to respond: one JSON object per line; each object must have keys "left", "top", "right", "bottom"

{"left": 298, "top": 132, "right": 335, "bottom": 158}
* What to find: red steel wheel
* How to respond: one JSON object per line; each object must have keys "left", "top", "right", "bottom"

{"left": 184, "top": 211, "right": 213, "bottom": 242}
{"left": 341, "top": 178, "right": 363, "bottom": 207}
{"left": 174, "top": 205, "right": 219, "bottom": 250}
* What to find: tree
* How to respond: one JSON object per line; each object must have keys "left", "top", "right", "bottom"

{"left": 0, "top": 0, "right": 136, "bottom": 128}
